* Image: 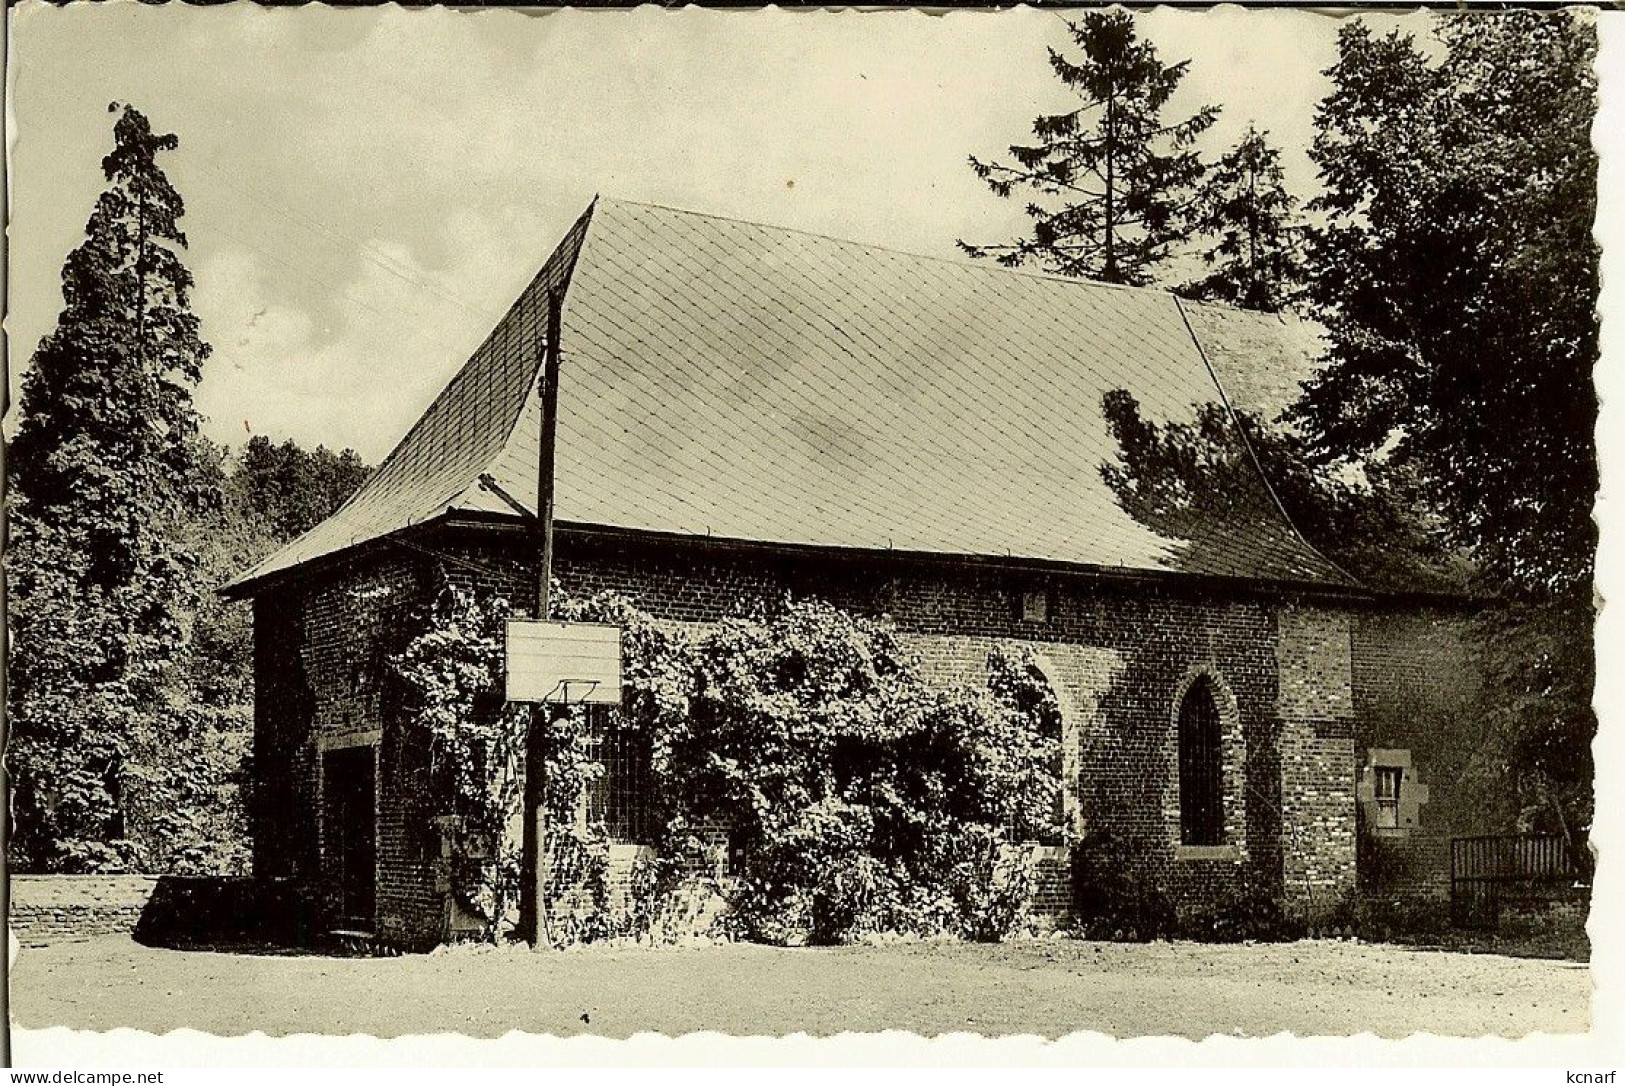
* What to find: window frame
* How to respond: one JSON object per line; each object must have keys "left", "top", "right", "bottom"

{"left": 1020, "top": 587, "right": 1049, "bottom": 624}
{"left": 1373, "top": 765, "right": 1403, "bottom": 830}
{"left": 582, "top": 706, "right": 657, "bottom": 845}
{"left": 1361, "top": 750, "right": 1425, "bottom": 837}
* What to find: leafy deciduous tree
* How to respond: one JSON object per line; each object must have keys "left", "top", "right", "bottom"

{"left": 1099, "top": 390, "right": 1465, "bottom": 597}
{"left": 1295, "top": 12, "right": 1597, "bottom": 598}
{"left": 232, "top": 435, "right": 370, "bottom": 543}
{"left": 1292, "top": 11, "right": 1598, "bottom": 840}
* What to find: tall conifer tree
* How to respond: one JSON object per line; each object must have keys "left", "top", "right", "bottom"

{"left": 1180, "top": 126, "right": 1304, "bottom": 311}
{"left": 961, "top": 11, "right": 1217, "bottom": 285}
{"left": 7, "top": 104, "right": 217, "bottom": 870}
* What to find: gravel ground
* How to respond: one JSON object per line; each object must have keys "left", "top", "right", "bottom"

{"left": 9, "top": 934, "right": 1590, "bottom": 1040}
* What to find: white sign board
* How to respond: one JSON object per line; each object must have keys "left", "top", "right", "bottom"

{"left": 505, "top": 620, "right": 623, "bottom": 705}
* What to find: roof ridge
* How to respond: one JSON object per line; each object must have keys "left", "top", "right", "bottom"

{"left": 1173, "top": 294, "right": 1304, "bottom": 323}
{"left": 595, "top": 194, "right": 1195, "bottom": 303}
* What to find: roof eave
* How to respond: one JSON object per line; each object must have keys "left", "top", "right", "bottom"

{"left": 215, "top": 514, "right": 462, "bottom": 601}
{"left": 222, "top": 511, "right": 1482, "bottom": 612}
{"left": 440, "top": 512, "right": 1380, "bottom": 603}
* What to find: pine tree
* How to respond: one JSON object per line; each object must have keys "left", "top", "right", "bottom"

{"left": 7, "top": 104, "right": 219, "bottom": 871}
{"left": 1180, "top": 126, "right": 1304, "bottom": 311}
{"left": 960, "top": 11, "right": 1218, "bottom": 285}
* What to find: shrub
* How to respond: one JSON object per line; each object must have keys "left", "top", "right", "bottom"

{"left": 1348, "top": 891, "right": 1451, "bottom": 941}
{"left": 1189, "top": 871, "right": 1303, "bottom": 943}
{"left": 395, "top": 585, "right": 1071, "bottom": 945}
{"left": 936, "top": 826, "right": 1037, "bottom": 943}
{"left": 1070, "top": 834, "right": 1176, "bottom": 941}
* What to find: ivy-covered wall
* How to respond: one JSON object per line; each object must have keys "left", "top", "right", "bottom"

{"left": 247, "top": 524, "right": 1478, "bottom": 945}
{"left": 539, "top": 530, "right": 1290, "bottom": 924}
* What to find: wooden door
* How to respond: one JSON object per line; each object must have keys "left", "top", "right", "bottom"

{"left": 322, "top": 746, "right": 377, "bottom": 931}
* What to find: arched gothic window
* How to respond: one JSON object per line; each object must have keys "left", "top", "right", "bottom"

{"left": 1177, "top": 677, "right": 1224, "bottom": 846}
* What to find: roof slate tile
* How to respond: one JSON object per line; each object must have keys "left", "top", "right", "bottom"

{"left": 227, "top": 198, "right": 1350, "bottom": 595}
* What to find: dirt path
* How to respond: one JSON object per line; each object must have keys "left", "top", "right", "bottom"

{"left": 9, "top": 935, "right": 1590, "bottom": 1039}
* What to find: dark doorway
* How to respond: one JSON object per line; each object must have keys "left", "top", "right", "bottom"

{"left": 322, "top": 745, "right": 377, "bottom": 931}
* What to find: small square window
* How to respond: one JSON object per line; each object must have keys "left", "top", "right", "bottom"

{"left": 1021, "top": 589, "right": 1048, "bottom": 623}
{"left": 1374, "top": 765, "right": 1402, "bottom": 830}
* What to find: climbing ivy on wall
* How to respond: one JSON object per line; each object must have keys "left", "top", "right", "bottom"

{"left": 389, "top": 580, "right": 1070, "bottom": 945}
{"left": 386, "top": 583, "right": 529, "bottom": 936}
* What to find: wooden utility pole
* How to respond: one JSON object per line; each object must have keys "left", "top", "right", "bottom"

{"left": 535, "top": 287, "right": 563, "bottom": 621}
{"left": 520, "top": 288, "right": 564, "bottom": 947}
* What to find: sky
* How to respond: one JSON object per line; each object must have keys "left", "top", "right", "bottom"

{"left": 6, "top": 5, "right": 1431, "bottom": 462}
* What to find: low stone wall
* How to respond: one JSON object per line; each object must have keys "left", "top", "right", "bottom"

{"left": 1496, "top": 882, "right": 1591, "bottom": 947}
{"left": 10, "top": 874, "right": 318, "bottom": 950}
{"left": 134, "top": 875, "right": 316, "bottom": 949}
{"left": 9, "top": 875, "right": 159, "bottom": 946}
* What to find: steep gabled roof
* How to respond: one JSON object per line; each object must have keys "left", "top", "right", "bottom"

{"left": 225, "top": 197, "right": 1350, "bottom": 597}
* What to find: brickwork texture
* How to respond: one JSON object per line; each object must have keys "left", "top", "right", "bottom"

{"left": 9, "top": 875, "right": 158, "bottom": 946}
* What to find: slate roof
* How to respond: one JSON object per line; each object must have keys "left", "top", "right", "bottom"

{"left": 225, "top": 197, "right": 1351, "bottom": 596}
{"left": 1178, "top": 298, "right": 1327, "bottom": 427}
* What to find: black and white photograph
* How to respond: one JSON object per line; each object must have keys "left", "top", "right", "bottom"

{"left": 1, "top": 0, "right": 1613, "bottom": 1066}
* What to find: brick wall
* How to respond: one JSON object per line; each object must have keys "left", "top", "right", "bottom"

{"left": 253, "top": 554, "right": 445, "bottom": 948}
{"left": 9, "top": 875, "right": 158, "bottom": 945}
{"left": 1275, "top": 606, "right": 1357, "bottom": 920}
{"left": 606, "top": 843, "right": 657, "bottom": 914}
{"left": 1027, "top": 845, "right": 1072, "bottom": 919}
{"left": 249, "top": 524, "right": 1426, "bottom": 943}
{"left": 1349, "top": 606, "right": 1484, "bottom": 904}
